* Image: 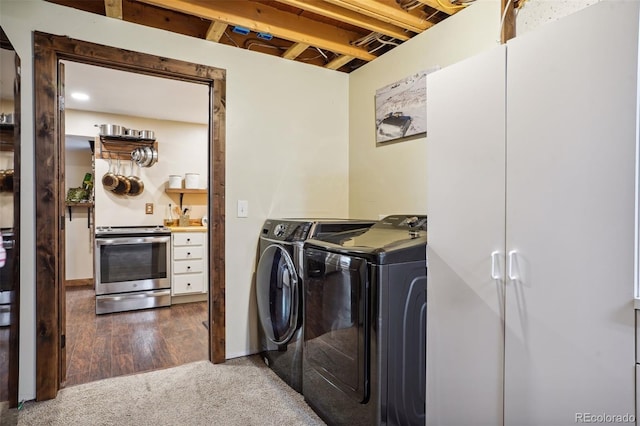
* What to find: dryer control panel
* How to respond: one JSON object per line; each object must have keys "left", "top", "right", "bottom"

{"left": 377, "top": 215, "right": 427, "bottom": 231}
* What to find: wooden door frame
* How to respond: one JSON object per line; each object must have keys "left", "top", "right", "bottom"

{"left": 33, "top": 31, "right": 226, "bottom": 400}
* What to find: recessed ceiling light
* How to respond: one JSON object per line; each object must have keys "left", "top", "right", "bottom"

{"left": 71, "top": 92, "right": 90, "bottom": 101}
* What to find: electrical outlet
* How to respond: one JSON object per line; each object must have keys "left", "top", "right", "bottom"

{"left": 145, "top": 203, "right": 154, "bottom": 214}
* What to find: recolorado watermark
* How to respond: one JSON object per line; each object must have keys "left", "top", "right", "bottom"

{"left": 575, "top": 413, "right": 635, "bottom": 423}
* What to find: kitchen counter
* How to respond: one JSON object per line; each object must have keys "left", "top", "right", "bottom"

{"left": 168, "top": 226, "right": 207, "bottom": 233}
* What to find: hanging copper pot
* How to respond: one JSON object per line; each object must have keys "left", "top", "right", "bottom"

{"left": 112, "top": 159, "right": 131, "bottom": 196}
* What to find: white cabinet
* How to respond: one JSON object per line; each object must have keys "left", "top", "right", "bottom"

{"left": 426, "top": 44, "right": 506, "bottom": 426}
{"left": 426, "top": 2, "right": 637, "bottom": 425}
{"left": 503, "top": 3, "right": 636, "bottom": 423}
{"left": 171, "top": 231, "right": 207, "bottom": 297}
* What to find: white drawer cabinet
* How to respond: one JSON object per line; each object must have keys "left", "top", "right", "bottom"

{"left": 173, "top": 232, "right": 204, "bottom": 246}
{"left": 174, "top": 246, "right": 204, "bottom": 261}
{"left": 171, "top": 231, "right": 207, "bottom": 297}
{"left": 173, "top": 274, "right": 205, "bottom": 294}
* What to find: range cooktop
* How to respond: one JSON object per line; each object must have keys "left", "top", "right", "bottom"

{"left": 95, "top": 225, "right": 170, "bottom": 236}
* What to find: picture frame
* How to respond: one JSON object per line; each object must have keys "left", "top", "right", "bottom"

{"left": 374, "top": 67, "right": 439, "bottom": 144}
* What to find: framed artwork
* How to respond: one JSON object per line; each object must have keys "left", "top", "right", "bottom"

{"left": 374, "top": 68, "right": 438, "bottom": 143}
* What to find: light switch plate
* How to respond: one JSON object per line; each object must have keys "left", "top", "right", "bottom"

{"left": 237, "top": 200, "right": 248, "bottom": 218}
{"left": 145, "top": 203, "right": 154, "bottom": 214}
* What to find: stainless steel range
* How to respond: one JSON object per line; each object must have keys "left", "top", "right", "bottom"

{"left": 95, "top": 225, "right": 171, "bottom": 314}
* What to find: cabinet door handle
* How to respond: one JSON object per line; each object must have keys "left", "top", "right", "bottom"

{"left": 491, "top": 251, "right": 501, "bottom": 280}
{"left": 508, "top": 250, "right": 518, "bottom": 281}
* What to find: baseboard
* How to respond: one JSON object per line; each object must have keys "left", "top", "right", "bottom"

{"left": 225, "top": 348, "right": 260, "bottom": 360}
{"left": 171, "top": 293, "right": 207, "bottom": 304}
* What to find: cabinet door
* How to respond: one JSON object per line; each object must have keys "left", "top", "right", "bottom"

{"left": 426, "top": 45, "right": 506, "bottom": 426}
{"left": 504, "top": 3, "right": 637, "bottom": 424}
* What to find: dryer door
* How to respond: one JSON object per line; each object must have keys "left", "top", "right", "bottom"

{"left": 257, "top": 244, "right": 299, "bottom": 345}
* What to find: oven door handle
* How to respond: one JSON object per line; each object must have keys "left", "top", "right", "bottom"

{"left": 95, "top": 236, "right": 171, "bottom": 245}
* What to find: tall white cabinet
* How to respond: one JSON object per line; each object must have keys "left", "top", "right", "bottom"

{"left": 426, "top": 2, "right": 638, "bottom": 425}
{"left": 426, "top": 45, "right": 507, "bottom": 426}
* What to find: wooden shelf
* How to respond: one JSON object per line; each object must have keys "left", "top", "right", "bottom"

{"left": 96, "top": 136, "right": 158, "bottom": 161}
{"left": 165, "top": 188, "right": 207, "bottom": 210}
{"left": 165, "top": 188, "right": 207, "bottom": 195}
{"left": 65, "top": 201, "right": 94, "bottom": 227}
{"left": 65, "top": 201, "right": 94, "bottom": 207}
{"left": 0, "top": 124, "right": 15, "bottom": 151}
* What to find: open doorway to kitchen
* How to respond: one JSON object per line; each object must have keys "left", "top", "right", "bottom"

{"left": 0, "top": 26, "right": 21, "bottom": 411}
{"left": 33, "top": 32, "right": 226, "bottom": 401}
{"left": 62, "top": 63, "right": 211, "bottom": 387}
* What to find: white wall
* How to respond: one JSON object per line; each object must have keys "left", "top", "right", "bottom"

{"left": 64, "top": 144, "right": 93, "bottom": 280}
{"left": 517, "top": 0, "right": 598, "bottom": 35}
{"left": 0, "top": 0, "right": 350, "bottom": 401}
{"left": 66, "top": 110, "right": 209, "bottom": 227}
{"left": 348, "top": 0, "right": 502, "bottom": 219}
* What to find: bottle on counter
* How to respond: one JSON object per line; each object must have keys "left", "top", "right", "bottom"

{"left": 164, "top": 203, "right": 175, "bottom": 227}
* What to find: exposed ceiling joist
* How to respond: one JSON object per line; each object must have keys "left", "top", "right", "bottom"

{"left": 282, "top": 42, "right": 310, "bottom": 60}
{"left": 276, "top": 0, "right": 411, "bottom": 41}
{"left": 136, "top": 0, "right": 377, "bottom": 61}
{"left": 325, "top": 55, "right": 355, "bottom": 70}
{"left": 205, "top": 21, "right": 227, "bottom": 42}
{"left": 104, "top": 0, "right": 123, "bottom": 19}
{"left": 45, "top": 0, "right": 464, "bottom": 73}
{"left": 323, "top": 0, "right": 431, "bottom": 33}
{"left": 415, "top": 0, "right": 465, "bottom": 15}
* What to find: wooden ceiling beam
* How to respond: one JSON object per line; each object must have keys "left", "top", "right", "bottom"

{"left": 136, "top": 0, "right": 377, "bottom": 61}
{"left": 323, "top": 0, "right": 431, "bottom": 33}
{"left": 282, "top": 42, "right": 310, "bottom": 60}
{"left": 325, "top": 55, "right": 355, "bottom": 70}
{"left": 414, "top": 0, "right": 465, "bottom": 15}
{"left": 276, "top": 0, "right": 411, "bottom": 41}
{"left": 205, "top": 21, "right": 227, "bottom": 42}
{"left": 105, "top": 0, "right": 123, "bottom": 19}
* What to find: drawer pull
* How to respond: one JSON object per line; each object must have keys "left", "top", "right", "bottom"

{"left": 187, "top": 266, "right": 191, "bottom": 270}
{"left": 187, "top": 252, "right": 191, "bottom": 256}
{"left": 187, "top": 283, "right": 191, "bottom": 286}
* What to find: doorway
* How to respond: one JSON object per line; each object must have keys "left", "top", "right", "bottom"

{"left": 0, "top": 26, "right": 21, "bottom": 410}
{"left": 62, "top": 62, "right": 211, "bottom": 386}
{"left": 33, "top": 32, "right": 226, "bottom": 400}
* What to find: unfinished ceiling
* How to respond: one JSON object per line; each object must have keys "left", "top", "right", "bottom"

{"left": 44, "top": 0, "right": 476, "bottom": 73}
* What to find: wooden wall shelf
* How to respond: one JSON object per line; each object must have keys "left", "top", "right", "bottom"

{"left": 96, "top": 136, "right": 158, "bottom": 161}
{"left": 65, "top": 201, "right": 94, "bottom": 227}
{"left": 0, "top": 124, "right": 15, "bottom": 151}
{"left": 165, "top": 188, "right": 207, "bottom": 195}
{"left": 165, "top": 188, "right": 207, "bottom": 210}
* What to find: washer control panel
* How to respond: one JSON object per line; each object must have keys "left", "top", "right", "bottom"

{"left": 262, "top": 220, "right": 312, "bottom": 242}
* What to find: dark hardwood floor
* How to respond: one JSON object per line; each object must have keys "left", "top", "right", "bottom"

{"left": 64, "top": 287, "right": 208, "bottom": 387}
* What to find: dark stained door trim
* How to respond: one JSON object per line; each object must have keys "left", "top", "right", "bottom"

{"left": 33, "top": 31, "right": 226, "bottom": 400}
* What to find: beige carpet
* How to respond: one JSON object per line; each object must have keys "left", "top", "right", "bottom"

{"left": 11, "top": 355, "right": 325, "bottom": 426}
